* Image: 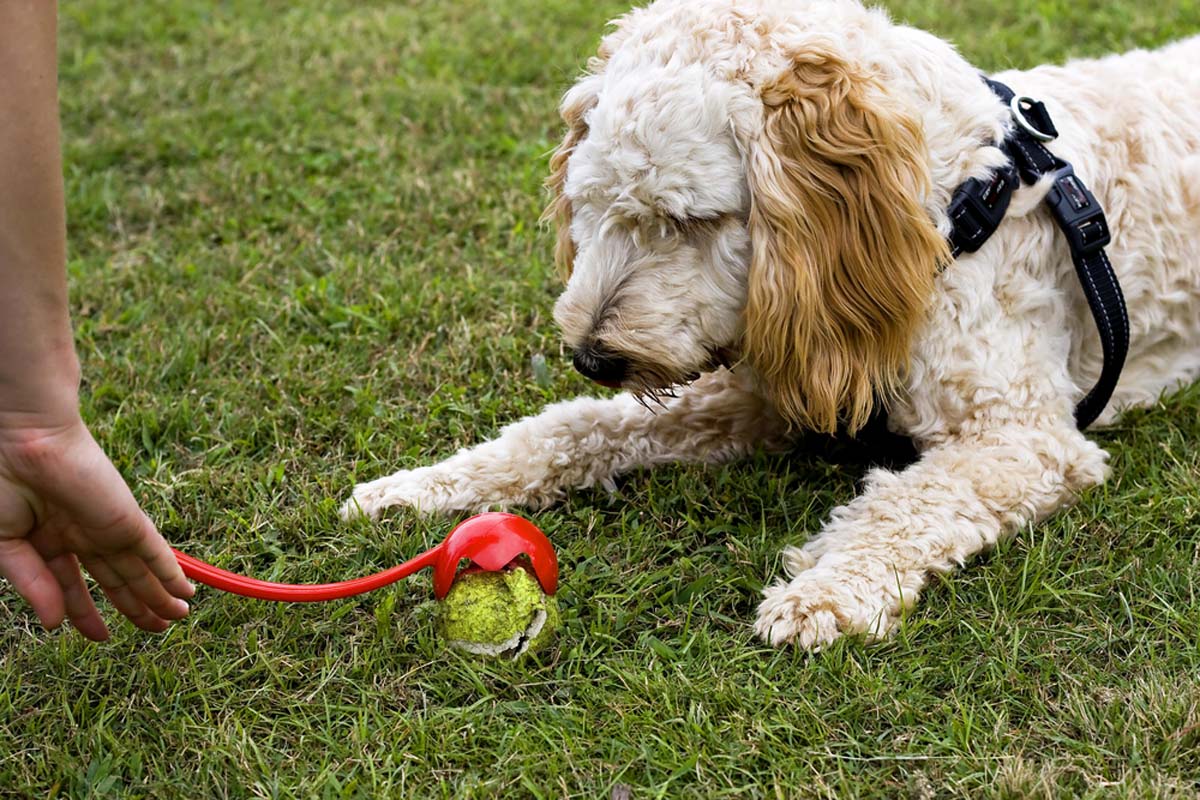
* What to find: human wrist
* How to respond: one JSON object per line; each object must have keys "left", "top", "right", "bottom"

{"left": 0, "top": 335, "right": 82, "bottom": 429}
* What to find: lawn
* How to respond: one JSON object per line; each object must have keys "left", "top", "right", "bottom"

{"left": 2, "top": 0, "right": 1200, "bottom": 797}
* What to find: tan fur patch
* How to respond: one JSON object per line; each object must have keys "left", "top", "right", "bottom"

{"left": 542, "top": 92, "right": 592, "bottom": 281}
{"left": 743, "top": 44, "right": 949, "bottom": 434}
{"left": 1183, "top": 157, "right": 1200, "bottom": 216}
{"left": 542, "top": 51, "right": 613, "bottom": 281}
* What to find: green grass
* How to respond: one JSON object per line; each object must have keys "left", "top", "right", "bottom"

{"left": 2, "top": 0, "right": 1200, "bottom": 796}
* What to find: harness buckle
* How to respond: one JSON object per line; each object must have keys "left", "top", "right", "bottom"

{"left": 1046, "top": 166, "right": 1111, "bottom": 256}
{"left": 946, "top": 164, "right": 1019, "bottom": 255}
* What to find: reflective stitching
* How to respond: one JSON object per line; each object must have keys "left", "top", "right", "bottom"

{"left": 1073, "top": 249, "right": 1128, "bottom": 426}
{"left": 948, "top": 77, "right": 1129, "bottom": 430}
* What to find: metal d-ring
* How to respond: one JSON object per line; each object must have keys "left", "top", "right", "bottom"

{"left": 1010, "top": 95, "right": 1057, "bottom": 142}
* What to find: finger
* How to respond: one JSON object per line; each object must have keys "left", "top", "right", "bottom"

{"left": 99, "top": 584, "right": 168, "bottom": 634}
{"left": 131, "top": 513, "right": 195, "bottom": 600}
{"left": 82, "top": 557, "right": 171, "bottom": 633}
{"left": 43, "top": 552, "right": 109, "bottom": 642}
{"left": 0, "top": 538, "right": 65, "bottom": 630}
{"left": 106, "top": 551, "right": 190, "bottom": 621}
{"left": 53, "top": 449, "right": 196, "bottom": 603}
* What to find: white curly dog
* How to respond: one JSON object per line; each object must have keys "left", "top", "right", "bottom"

{"left": 345, "top": 0, "right": 1200, "bottom": 649}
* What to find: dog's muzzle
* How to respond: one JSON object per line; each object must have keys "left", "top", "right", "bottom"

{"left": 571, "top": 345, "right": 628, "bottom": 388}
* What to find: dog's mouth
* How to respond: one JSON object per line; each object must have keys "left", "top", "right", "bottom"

{"left": 598, "top": 346, "right": 739, "bottom": 408}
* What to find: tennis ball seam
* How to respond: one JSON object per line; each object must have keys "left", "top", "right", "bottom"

{"left": 445, "top": 608, "right": 547, "bottom": 658}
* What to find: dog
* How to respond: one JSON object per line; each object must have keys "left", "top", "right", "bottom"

{"left": 343, "top": 0, "right": 1200, "bottom": 649}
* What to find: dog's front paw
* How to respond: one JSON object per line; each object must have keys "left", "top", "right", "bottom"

{"left": 340, "top": 467, "right": 453, "bottom": 520}
{"left": 754, "top": 568, "right": 901, "bottom": 650}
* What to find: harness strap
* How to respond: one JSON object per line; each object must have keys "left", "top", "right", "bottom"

{"left": 946, "top": 78, "right": 1129, "bottom": 429}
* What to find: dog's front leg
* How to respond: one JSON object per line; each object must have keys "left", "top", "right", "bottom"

{"left": 754, "top": 422, "right": 1110, "bottom": 650}
{"left": 342, "top": 369, "right": 786, "bottom": 518}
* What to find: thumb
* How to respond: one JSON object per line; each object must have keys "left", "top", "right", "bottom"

{"left": 0, "top": 471, "right": 40, "bottom": 539}
{"left": 0, "top": 538, "right": 66, "bottom": 630}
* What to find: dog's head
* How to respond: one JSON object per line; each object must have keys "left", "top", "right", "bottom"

{"left": 546, "top": 0, "right": 950, "bottom": 432}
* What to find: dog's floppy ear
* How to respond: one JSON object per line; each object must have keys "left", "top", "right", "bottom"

{"left": 743, "top": 43, "right": 949, "bottom": 434}
{"left": 542, "top": 71, "right": 602, "bottom": 281}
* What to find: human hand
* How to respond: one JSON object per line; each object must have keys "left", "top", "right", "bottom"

{"left": 0, "top": 418, "right": 194, "bottom": 641}
{"left": 0, "top": 0, "right": 194, "bottom": 642}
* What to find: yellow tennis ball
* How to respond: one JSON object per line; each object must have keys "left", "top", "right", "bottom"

{"left": 436, "top": 566, "right": 559, "bottom": 658}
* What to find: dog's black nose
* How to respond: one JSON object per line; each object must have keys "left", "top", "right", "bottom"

{"left": 572, "top": 346, "right": 628, "bottom": 386}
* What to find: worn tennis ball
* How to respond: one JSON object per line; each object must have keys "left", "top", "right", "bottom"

{"left": 436, "top": 565, "right": 559, "bottom": 658}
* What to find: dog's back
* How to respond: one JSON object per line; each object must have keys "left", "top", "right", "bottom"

{"left": 996, "top": 36, "right": 1200, "bottom": 416}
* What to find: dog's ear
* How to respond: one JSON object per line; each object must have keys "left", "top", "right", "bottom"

{"left": 743, "top": 44, "right": 949, "bottom": 434}
{"left": 542, "top": 72, "right": 602, "bottom": 281}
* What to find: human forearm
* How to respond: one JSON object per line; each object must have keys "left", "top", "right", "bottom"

{"left": 0, "top": 0, "right": 79, "bottom": 420}
{"left": 0, "top": 1, "right": 194, "bottom": 638}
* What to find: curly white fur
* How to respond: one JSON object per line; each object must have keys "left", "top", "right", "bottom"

{"left": 345, "top": 0, "right": 1200, "bottom": 650}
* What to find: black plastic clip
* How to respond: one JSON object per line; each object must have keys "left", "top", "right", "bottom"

{"left": 946, "top": 163, "right": 1020, "bottom": 256}
{"left": 1046, "top": 166, "right": 1111, "bottom": 256}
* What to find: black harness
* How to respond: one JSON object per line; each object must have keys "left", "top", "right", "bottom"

{"left": 946, "top": 78, "right": 1129, "bottom": 430}
{"left": 817, "top": 78, "right": 1130, "bottom": 467}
